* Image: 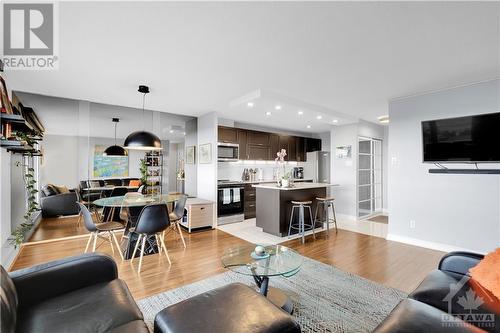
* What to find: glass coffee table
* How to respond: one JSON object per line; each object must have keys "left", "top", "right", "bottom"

{"left": 221, "top": 244, "right": 303, "bottom": 314}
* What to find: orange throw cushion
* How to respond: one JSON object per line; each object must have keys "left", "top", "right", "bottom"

{"left": 469, "top": 248, "right": 500, "bottom": 300}
{"left": 129, "top": 180, "right": 141, "bottom": 187}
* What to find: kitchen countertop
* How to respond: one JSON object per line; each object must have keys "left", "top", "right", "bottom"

{"left": 252, "top": 182, "right": 339, "bottom": 191}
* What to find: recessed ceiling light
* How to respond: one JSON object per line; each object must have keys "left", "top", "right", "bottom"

{"left": 297, "top": 110, "right": 304, "bottom": 115}
{"left": 316, "top": 115, "right": 322, "bottom": 120}
{"left": 275, "top": 105, "right": 282, "bottom": 110}
{"left": 169, "top": 130, "right": 174, "bottom": 133}
{"left": 332, "top": 119, "right": 338, "bottom": 123}
{"left": 247, "top": 102, "right": 254, "bottom": 108}
{"left": 378, "top": 115, "right": 390, "bottom": 124}
{"left": 183, "top": 132, "right": 186, "bottom": 135}
{"left": 306, "top": 125, "right": 311, "bottom": 129}
{"left": 265, "top": 111, "right": 272, "bottom": 116}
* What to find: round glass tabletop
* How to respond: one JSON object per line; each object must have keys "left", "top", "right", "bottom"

{"left": 93, "top": 193, "right": 183, "bottom": 207}
{"left": 221, "top": 244, "right": 303, "bottom": 277}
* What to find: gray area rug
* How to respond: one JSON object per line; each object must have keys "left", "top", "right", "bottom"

{"left": 138, "top": 255, "right": 406, "bottom": 333}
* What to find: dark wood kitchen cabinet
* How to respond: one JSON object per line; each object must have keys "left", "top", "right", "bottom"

{"left": 237, "top": 129, "right": 247, "bottom": 160}
{"left": 218, "top": 126, "right": 238, "bottom": 144}
{"left": 244, "top": 184, "right": 257, "bottom": 219}
{"left": 269, "top": 134, "right": 279, "bottom": 160}
{"left": 295, "top": 137, "right": 306, "bottom": 161}
{"left": 247, "top": 131, "right": 270, "bottom": 146}
{"left": 247, "top": 145, "right": 270, "bottom": 160}
{"left": 305, "top": 138, "right": 322, "bottom": 152}
{"left": 278, "top": 135, "right": 297, "bottom": 161}
{"left": 217, "top": 126, "right": 322, "bottom": 161}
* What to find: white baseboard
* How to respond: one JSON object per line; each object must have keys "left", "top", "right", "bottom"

{"left": 386, "top": 234, "right": 486, "bottom": 254}
{"left": 336, "top": 216, "right": 388, "bottom": 238}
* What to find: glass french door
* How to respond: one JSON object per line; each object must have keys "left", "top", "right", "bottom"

{"left": 357, "top": 137, "right": 382, "bottom": 218}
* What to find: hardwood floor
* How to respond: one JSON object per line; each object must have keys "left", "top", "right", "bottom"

{"left": 12, "top": 216, "right": 444, "bottom": 300}
{"left": 28, "top": 215, "right": 90, "bottom": 242}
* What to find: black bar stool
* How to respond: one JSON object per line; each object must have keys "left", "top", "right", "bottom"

{"left": 288, "top": 200, "right": 315, "bottom": 243}
{"left": 314, "top": 196, "right": 338, "bottom": 235}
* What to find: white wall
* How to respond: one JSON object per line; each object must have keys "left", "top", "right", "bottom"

{"left": 388, "top": 79, "right": 500, "bottom": 253}
{"left": 330, "top": 121, "right": 387, "bottom": 219}
{"left": 1, "top": 150, "right": 14, "bottom": 266}
{"left": 197, "top": 112, "right": 218, "bottom": 202}
{"left": 40, "top": 134, "right": 145, "bottom": 188}
{"left": 184, "top": 118, "right": 197, "bottom": 196}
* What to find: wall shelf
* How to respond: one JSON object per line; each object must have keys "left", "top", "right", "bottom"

{"left": 429, "top": 168, "right": 500, "bottom": 175}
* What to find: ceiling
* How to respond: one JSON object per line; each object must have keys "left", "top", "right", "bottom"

{"left": 15, "top": 92, "right": 193, "bottom": 142}
{"left": 5, "top": 2, "right": 500, "bottom": 133}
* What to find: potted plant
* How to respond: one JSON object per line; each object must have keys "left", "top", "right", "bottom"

{"left": 139, "top": 158, "right": 148, "bottom": 190}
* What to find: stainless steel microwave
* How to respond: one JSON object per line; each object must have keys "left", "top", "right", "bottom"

{"left": 218, "top": 142, "right": 239, "bottom": 161}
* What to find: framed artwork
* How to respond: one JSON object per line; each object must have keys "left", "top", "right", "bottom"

{"left": 199, "top": 143, "right": 212, "bottom": 164}
{"left": 186, "top": 145, "right": 196, "bottom": 164}
{"left": 335, "top": 145, "right": 352, "bottom": 159}
{"left": 93, "top": 145, "right": 129, "bottom": 177}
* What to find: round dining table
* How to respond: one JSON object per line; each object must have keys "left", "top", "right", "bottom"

{"left": 93, "top": 193, "right": 184, "bottom": 259}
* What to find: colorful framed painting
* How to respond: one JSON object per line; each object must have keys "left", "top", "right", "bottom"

{"left": 93, "top": 145, "right": 129, "bottom": 177}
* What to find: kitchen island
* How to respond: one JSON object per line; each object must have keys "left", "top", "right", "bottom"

{"left": 253, "top": 182, "right": 336, "bottom": 237}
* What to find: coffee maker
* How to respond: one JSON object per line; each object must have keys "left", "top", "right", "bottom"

{"left": 293, "top": 167, "right": 304, "bottom": 179}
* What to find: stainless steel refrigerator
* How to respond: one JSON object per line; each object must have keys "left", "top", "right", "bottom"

{"left": 303, "top": 151, "right": 330, "bottom": 183}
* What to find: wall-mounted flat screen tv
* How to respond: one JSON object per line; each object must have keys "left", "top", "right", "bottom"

{"left": 422, "top": 112, "right": 500, "bottom": 163}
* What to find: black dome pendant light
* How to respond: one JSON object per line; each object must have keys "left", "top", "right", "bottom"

{"left": 103, "top": 118, "right": 127, "bottom": 156}
{"left": 124, "top": 85, "right": 162, "bottom": 151}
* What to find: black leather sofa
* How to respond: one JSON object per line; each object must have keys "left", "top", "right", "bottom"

{"left": 374, "top": 251, "right": 499, "bottom": 333}
{"left": 40, "top": 186, "right": 79, "bottom": 217}
{"left": 1, "top": 253, "right": 149, "bottom": 333}
{"left": 2, "top": 253, "right": 301, "bottom": 333}
{"left": 79, "top": 178, "right": 140, "bottom": 202}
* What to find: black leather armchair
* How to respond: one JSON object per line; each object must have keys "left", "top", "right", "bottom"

{"left": 373, "top": 251, "right": 499, "bottom": 333}
{"left": 1, "top": 253, "right": 149, "bottom": 333}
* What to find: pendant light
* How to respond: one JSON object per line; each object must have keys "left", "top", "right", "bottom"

{"left": 103, "top": 118, "right": 127, "bottom": 156}
{"left": 124, "top": 85, "right": 162, "bottom": 151}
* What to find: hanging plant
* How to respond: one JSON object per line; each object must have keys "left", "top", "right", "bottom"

{"left": 9, "top": 160, "right": 39, "bottom": 247}
{"left": 8, "top": 131, "right": 40, "bottom": 247}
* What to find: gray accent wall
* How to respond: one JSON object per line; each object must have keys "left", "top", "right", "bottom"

{"left": 388, "top": 79, "right": 500, "bottom": 253}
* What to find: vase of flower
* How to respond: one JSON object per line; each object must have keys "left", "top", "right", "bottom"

{"left": 275, "top": 149, "right": 287, "bottom": 187}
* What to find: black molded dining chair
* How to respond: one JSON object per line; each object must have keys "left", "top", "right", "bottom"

{"left": 131, "top": 203, "right": 172, "bottom": 273}
{"left": 77, "top": 202, "right": 124, "bottom": 260}
{"left": 167, "top": 195, "right": 187, "bottom": 248}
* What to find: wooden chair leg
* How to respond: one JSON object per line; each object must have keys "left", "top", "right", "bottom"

{"left": 111, "top": 231, "right": 124, "bottom": 261}
{"left": 176, "top": 223, "right": 186, "bottom": 248}
{"left": 107, "top": 232, "right": 115, "bottom": 254}
{"left": 84, "top": 233, "right": 93, "bottom": 253}
{"left": 138, "top": 235, "right": 147, "bottom": 273}
{"left": 130, "top": 234, "right": 142, "bottom": 263}
{"left": 159, "top": 233, "right": 172, "bottom": 265}
{"left": 155, "top": 234, "right": 162, "bottom": 254}
{"left": 77, "top": 213, "right": 82, "bottom": 228}
{"left": 92, "top": 232, "right": 98, "bottom": 252}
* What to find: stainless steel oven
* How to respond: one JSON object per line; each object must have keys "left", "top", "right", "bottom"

{"left": 217, "top": 182, "right": 244, "bottom": 225}
{"left": 218, "top": 143, "right": 239, "bottom": 161}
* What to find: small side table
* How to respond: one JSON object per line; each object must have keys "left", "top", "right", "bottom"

{"left": 221, "top": 244, "right": 303, "bottom": 314}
